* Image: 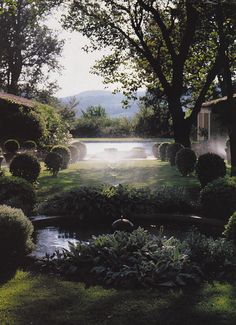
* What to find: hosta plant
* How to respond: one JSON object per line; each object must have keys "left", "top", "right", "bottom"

{"left": 37, "top": 227, "right": 236, "bottom": 288}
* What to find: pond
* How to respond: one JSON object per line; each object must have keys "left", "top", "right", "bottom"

{"left": 82, "top": 141, "right": 157, "bottom": 160}
{"left": 32, "top": 218, "right": 222, "bottom": 257}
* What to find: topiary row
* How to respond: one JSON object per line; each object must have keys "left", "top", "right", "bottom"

{"left": 166, "top": 143, "right": 184, "bottom": 166}
{"left": 158, "top": 142, "right": 170, "bottom": 161}
{"left": 158, "top": 142, "right": 227, "bottom": 189}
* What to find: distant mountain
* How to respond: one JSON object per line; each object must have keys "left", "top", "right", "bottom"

{"left": 59, "top": 90, "right": 145, "bottom": 118}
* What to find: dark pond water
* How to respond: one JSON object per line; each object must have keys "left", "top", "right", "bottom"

{"left": 32, "top": 219, "right": 222, "bottom": 257}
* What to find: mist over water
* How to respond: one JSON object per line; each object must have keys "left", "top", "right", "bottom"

{"left": 85, "top": 141, "right": 156, "bottom": 161}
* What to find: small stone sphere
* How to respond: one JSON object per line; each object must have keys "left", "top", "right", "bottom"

{"left": 112, "top": 218, "right": 134, "bottom": 232}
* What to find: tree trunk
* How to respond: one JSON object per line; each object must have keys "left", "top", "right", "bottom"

{"left": 169, "top": 99, "right": 192, "bottom": 147}
{"left": 216, "top": 1, "right": 236, "bottom": 176}
{"left": 229, "top": 108, "right": 236, "bottom": 176}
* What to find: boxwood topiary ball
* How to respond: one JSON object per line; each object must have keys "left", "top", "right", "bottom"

{"left": 0, "top": 205, "right": 34, "bottom": 263}
{"left": 10, "top": 153, "right": 41, "bottom": 183}
{"left": 196, "top": 153, "right": 226, "bottom": 187}
{"left": 176, "top": 148, "right": 197, "bottom": 176}
{"left": 44, "top": 152, "right": 63, "bottom": 177}
{"left": 200, "top": 177, "right": 236, "bottom": 220}
{"left": 159, "top": 142, "right": 171, "bottom": 161}
{"left": 51, "top": 145, "right": 71, "bottom": 169}
{"left": 166, "top": 143, "right": 184, "bottom": 166}
{"left": 4, "top": 139, "right": 20, "bottom": 153}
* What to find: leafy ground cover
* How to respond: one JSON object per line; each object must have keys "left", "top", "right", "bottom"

{"left": 1, "top": 271, "right": 236, "bottom": 325}
{"left": 37, "top": 160, "right": 200, "bottom": 203}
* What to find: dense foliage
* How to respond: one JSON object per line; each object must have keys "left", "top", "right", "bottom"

{"left": 0, "top": 176, "right": 36, "bottom": 215}
{"left": 176, "top": 148, "right": 197, "bottom": 176}
{"left": 38, "top": 184, "right": 196, "bottom": 222}
{"left": 0, "top": 98, "right": 70, "bottom": 146}
{"left": 4, "top": 139, "right": 20, "bottom": 153}
{"left": 38, "top": 227, "right": 236, "bottom": 288}
{"left": 22, "top": 140, "right": 37, "bottom": 150}
{"left": 0, "top": 0, "right": 63, "bottom": 96}
{"left": 10, "top": 153, "right": 41, "bottom": 183}
{"left": 44, "top": 152, "right": 63, "bottom": 177}
{"left": 200, "top": 177, "right": 236, "bottom": 220}
{"left": 64, "top": 1, "right": 236, "bottom": 148}
{"left": 159, "top": 142, "right": 171, "bottom": 161}
{"left": 223, "top": 211, "right": 236, "bottom": 244}
{"left": 0, "top": 102, "right": 45, "bottom": 142}
{"left": 72, "top": 114, "right": 133, "bottom": 137}
{"left": 0, "top": 205, "right": 34, "bottom": 263}
{"left": 195, "top": 153, "right": 226, "bottom": 187}
{"left": 51, "top": 145, "right": 71, "bottom": 169}
{"left": 132, "top": 103, "right": 172, "bottom": 137}
{"left": 166, "top": 143, "right": 184, "bottom": 166}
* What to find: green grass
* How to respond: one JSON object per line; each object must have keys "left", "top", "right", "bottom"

{"left": 37, "top": 160, "right": 200, "bottom": 202}
{"left": 1, "top": 271, "right": 236, "bottom": 325}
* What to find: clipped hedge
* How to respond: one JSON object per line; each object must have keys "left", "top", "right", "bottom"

{"left": 0, "top": 205, "right": 34, "bottom": 262}
{"left": 4, "top": 139, "right": 20, "bottom": 153}
{"left": 44, "top": 152, "right": 63, "bottom": 177}
{"left": 39, "top": 184, "right": 196, "bottom": 222}
{"left": 166, "top": 143, "right": 184, "bottom": 166}
{"left": 22, "top": 140, "right": 37, "bottom": 150}
{"left": 200, "top": 177, "right": 236, "bottom": 220}
{"left": 176, "top": 148, "right": 197, "bottom": 176}
{"left": 159, "top": 142, "right": 170, "bottom": 161}
{"left": 196, "top": 153, "right": 226, "bottom": 187}
{"left": 51, "top": 145, "right": 71, "bottom": 169}
{"left": 10, "top": 153, "right": 41, "bottom": 183}
{"left": 0, "top": 176, "right": 36, "bottom": 215}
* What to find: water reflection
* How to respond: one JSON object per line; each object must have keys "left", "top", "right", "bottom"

{"left": 33, "top": 225, "right": 110, "bottom": 257}
{"left": 32, "top": 222, "right": 193, "bottom": 257}
{"left": 83, "top": 141, "right": 156, "bottom": 160}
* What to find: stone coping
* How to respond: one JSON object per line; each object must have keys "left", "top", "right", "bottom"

{"left": 30, "top": 213, "right": 224, "bottom": 227}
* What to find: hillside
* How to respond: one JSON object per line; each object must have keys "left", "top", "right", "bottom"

{"left": 59, "top": 90, "right": 145, "bottom": 118}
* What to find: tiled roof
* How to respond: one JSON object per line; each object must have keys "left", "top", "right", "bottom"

{"left": 202, "top": 93, "right": 236, "bottom": 108}
{"left": 0, "top": 92, "right": 36, "bottom": 108}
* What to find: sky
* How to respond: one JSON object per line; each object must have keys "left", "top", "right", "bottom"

{"left": 47, "top": 13, "right": 115, "bottom": 98}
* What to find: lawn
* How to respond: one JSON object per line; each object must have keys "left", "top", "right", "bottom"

{"left": 1, "top": 271, "right": 236, "bottom": 325}
{"left": 37, "top": 160, "right": 200, "bottom": 202}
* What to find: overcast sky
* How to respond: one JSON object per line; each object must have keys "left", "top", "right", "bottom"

{"left": 47, "top": 14, "right": 115, "bottom": 98}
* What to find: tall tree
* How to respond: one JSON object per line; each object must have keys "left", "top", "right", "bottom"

{"left": 0, "top": 0, "right": 63, "bottom": 96}
{"left": 214, "top": 0, "right": 236, "bottom": 175}
{"left": 64, "top": 0, "right": 235, "bottom": 147}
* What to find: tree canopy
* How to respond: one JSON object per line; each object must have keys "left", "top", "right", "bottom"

{"left": 64, "top": 0, "right": 235, "bottom": 147}
{"left": 0, "top": 0, "right": 63, "bottom": 97}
